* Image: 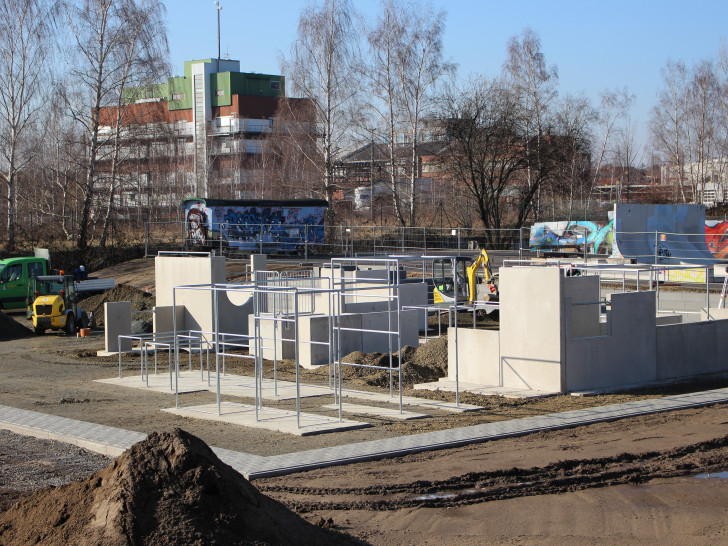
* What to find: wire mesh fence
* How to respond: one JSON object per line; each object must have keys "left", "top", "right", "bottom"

{"left": 145, "top": 221, "right": 527, "bottom": 258}
{"left": 145, "top": 219, "right": 725, "bottom": 264}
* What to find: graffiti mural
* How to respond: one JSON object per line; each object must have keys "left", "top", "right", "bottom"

{"left": 529, "top": 220, "right": 614, "bottom": 254}
{"left": 182, "top": 199, "right": 328, "bottom": 253}
{"left": 705, "top": 220, "right": 728, "bottom": 259}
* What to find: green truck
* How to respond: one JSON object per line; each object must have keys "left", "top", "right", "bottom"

{"left": 0, "top": 254, "right": 115, "bottom": 311}
{"left": 0, "top": 256, "right": 49, "bottom": 310}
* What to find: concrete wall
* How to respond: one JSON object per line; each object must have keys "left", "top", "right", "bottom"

{"left": 155, "top": 256, "right": 226, "bottom": 333}
{"left": 498, "top": 267, "right": 563, "bottom": 392}
{"left": 564, "top": 291, "right": 657, "bottom": 392}
{"left": 656, "top": 319, "right": 728, "bottom": 380}
{"left": 448, "top": 328, "right": 500, "bottom": 384}
{"left": 153, "top": 305, "right": 185, "bottom": 333}
{"left": 448, "top": 265, "right": 728, "bottom": 394}
{"left": 104, "top": 301, "right": 132, "bottom": 353}
{"left": 360, "top": 309, "right": 419, "bottom": 353}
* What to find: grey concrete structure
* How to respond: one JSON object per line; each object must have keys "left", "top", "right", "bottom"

{"left": 446, "top": 266, "right": 728, "bottom": 394}
{"left": 104, "top": 302, "right": 132, "bottom": 353}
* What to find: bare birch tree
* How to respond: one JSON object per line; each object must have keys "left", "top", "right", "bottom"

{"left": 586, "top": 87, "right": 633, "bottom": 211}
{"left": 98, "top": 0, "right": 168, "bottom": 248}
{"left": 0, "top": 0, "right": 56, "bottom": 249}
{"left": 60, "top": 0, "right": 167, "bottom": 256}
{"left": 282, "top": 0, "right": 359, "bottom": 219}
{"left": 363, "top": 0, "right": 407, "bottom": 225}
{"left": 650, "top": 60, "right": 690, "bottom": 203}
{"left": 503, "top": 28, "right": 558, "bottom": 222}
{"left": 395, "top": 2, "right": 453, "bottom": 225}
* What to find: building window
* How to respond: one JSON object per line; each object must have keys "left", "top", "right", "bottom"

{"left": 270, "top": 81, "right": 280, "bottom": 90}
{"left": 216, "top": 89, "right": 224, "bottom": 96}
{"left": 172, "top": 93, "right": 184, "bottom": 101}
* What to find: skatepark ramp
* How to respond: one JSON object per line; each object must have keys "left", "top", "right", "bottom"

{"left": 612, "top": 204, "right": 718, "bottom": 265}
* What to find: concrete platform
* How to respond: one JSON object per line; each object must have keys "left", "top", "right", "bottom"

{"left": 96, "top": 371, "right": 210, "bottom": 394}
{"left": 3, "top": 387, "right": 728, "bottom": 479}
{"left": 162, "top": 402, "right": 370, "bottom": 436}
{"left": 321, "top": 403, "right": 428, "bottom": 420}
{"left": 414, "top": 380, "right": 558, "bottom": 399}
{"left": 96, "top": 371, "right": 483, "bottom": 412}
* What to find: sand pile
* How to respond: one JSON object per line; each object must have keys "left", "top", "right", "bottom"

{"left": 0, "top": 313, "right": 33, "bottom": 340}
{"left": 78, "top": 284, "right": 154, "bottom": 329}
{"left": 341, "top": 335, "right": 448, "bottom": 387}
{"left": 0, "top": 429, "right": 353, "bottom": 546}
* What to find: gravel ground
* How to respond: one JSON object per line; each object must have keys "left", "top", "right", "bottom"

{"left": 0, "top": 429, "right": 110, "bottom": 512}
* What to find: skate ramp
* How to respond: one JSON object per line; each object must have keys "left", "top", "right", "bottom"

{"left": 613, "top": 204, "right": 717, "bottom": 265}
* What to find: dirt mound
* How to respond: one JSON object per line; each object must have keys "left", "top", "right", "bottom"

{"left": 0, "top": 428, "right": 354, "bottom": 546}
{"left": 0, "top": 312, "right": 33, "bottom": 340}
{"left": 341, "top": 335, "right": 448, "bottom": 387}
{"left": 78, "top": 284, "right": 154, "bottom": 328}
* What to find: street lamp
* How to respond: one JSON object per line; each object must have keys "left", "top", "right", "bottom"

{"left": 214, "top": 1, "right": 222, "bottom": 68}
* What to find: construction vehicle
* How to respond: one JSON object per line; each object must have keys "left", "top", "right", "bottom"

{"left": 431, "top": 249, "right": 499, "bottom": 313}
{"left": 27, "top": 274, "right": 90, "bottom": 335}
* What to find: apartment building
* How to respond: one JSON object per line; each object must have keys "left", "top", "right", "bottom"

{"left": 98, "top": 58, "right": 299, "bottom": 218}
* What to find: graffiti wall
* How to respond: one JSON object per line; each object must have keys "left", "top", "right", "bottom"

{"left": 705, "top": 220, "right": 728, "bottom": 259}
{"left": 529, "top": 220, "right": 614, "bottom": 254}
{"left": 183, "top": 200, "right": 327, "bottom": 252}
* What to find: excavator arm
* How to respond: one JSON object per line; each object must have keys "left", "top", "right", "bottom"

{"left": 466, "top": 249, "right": 495, "bottom": 303}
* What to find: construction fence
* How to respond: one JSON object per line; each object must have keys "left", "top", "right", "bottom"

{"left": 144, "top": 221, "right": 528, "bottom": 258}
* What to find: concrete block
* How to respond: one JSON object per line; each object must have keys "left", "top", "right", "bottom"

{"left": 248, "top": 315, "right": 294, "bottom": 361}
{"left": 701, "top": 307, "right": 728, "bottom": 321}
{"left": 250, "top": 254, "right": 267, "bottom": 272}
{"left": 360, "top": 309, "right": 419, "bottom": 353}
{"left": 155, "top": 255, "right": 225, "bottom": 333}
{"left": 656, "top": 314, "right": 683, "bottom": 325}
{"left": 153, "top": 305, "right": 185, "bottom": 333}
{"left": 105, "top": 301, "right": 132, "bottom": 353}
{"left": 297, "top": 313, "right": 362, "bottom": 368}
{"left": 447, "top": 328, "right": 500, "bottom": 384}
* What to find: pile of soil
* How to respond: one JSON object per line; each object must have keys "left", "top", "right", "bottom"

{"left": 0, "top": 429, "right": 354, "bottom": 546}
{"left": 78, "top": 284, "right": 154, "bottom": 329}
{"left": 341, "top": 335, "right": 448, "bottom": 387}
{"left": 0, "top": 312, "right": 32, "bottom": 341}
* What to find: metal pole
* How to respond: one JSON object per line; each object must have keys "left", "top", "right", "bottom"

{"left": 304, "top": 224, "right": 308, "bottom": 261}
{"left": 294, "top": 290, "right": 300, "bottom": 429}
{"left": 173, "top": 288, "right": 179, "bottom": 409}
{"left": 654, "top": 231, "right": 659, "bottom": 265}
{"left": 144, "top": 222, "right": 149, "bottom": 257}
{"left": 519, "top": 227, "right": 523, "bottom": 262}
{"left": 453, "top": 257, "right": 459, "bottom": 407}
{"left": 259, "top": 225, "right": 263, "bottom": 254}
{"left": 214, "top": 286, "right": 221, "bottom": 415}
{"left": 457, "top": 228, "right": 461, "bottom": 252}
{"left": 706, "top": 267, "right": 711, "bottom": 320}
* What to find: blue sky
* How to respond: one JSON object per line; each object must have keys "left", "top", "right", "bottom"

{"left": 166, "top": 1, "right": 728, "bottom": 156}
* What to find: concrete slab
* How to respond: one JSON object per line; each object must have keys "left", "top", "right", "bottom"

{"left": 321, "top": 403, "right": 428, "bottom": 420}
{"left": 162, "top": 402, "right": 370, "bottom": 436}
{"left": 96, "top": 371, "right": 210, "bottom": 394}
{"left": 413, "top": 380, "right": 558, "bottom": 399}
{"left": 96, "top": 370, "right": 482, "bottom": 412}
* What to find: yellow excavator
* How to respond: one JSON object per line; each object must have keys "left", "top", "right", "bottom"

{"left": 431, "top": 249, "right": 499, "bottom": 313}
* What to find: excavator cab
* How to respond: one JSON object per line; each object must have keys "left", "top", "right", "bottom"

{"left": 431, "top": 249, "right": 499, "bottom": 310}
{"left": 432, "top": 257, "right": 470, "bottom": 303}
